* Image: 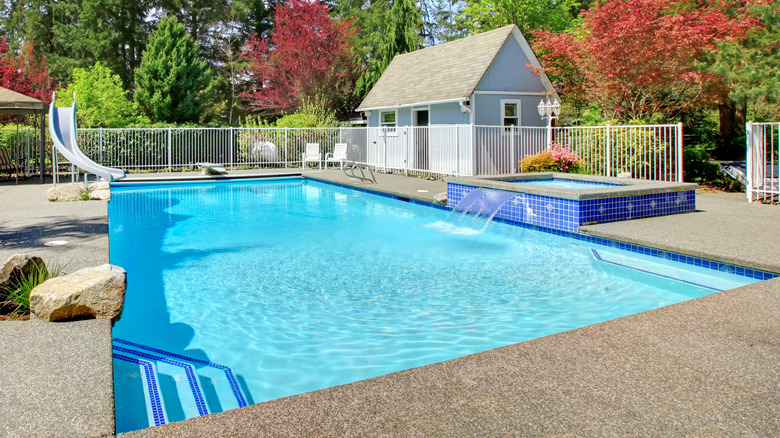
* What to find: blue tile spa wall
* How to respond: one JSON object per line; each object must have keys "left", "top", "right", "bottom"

{"left": 447, "top": 183, "right": 695, "bottom": 233}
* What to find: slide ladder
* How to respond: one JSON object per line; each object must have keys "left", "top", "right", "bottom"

{"left": 49, "top": 93, "right": 125, "bottom": 182}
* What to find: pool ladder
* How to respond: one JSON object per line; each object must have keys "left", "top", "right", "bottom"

{"left": 112, "top": 338, "right": 249, "bottom": 429}
{"left": 342, "top": 161, "right": 377, "bottom": 184}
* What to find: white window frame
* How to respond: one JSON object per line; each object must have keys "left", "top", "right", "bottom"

{"left": 500, "top": 99, "right": 522, "bottom": 131}
{"left": 379, "top": 109, "right": 398, "bottom": 136}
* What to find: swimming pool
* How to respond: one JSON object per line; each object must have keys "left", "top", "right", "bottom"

{"left": 109, "top": 178, "right": 760, "bottom": 432}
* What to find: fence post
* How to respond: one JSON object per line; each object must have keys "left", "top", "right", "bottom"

{"left": 284, "top": 128, "right": 288, "bottom": 168}
{"left": 166, "top": 127, "right": 172, "bottom": 172}
{"left": 404, "top": 127, "right": 409, "bottom": 176}
{"left": 511, "top": 125, "right": 516, "bottom": 174}
{"left": 471, "top": 125, "right": 477, "bottom": 176}
{"left": 455, "top": 126, "right": 460, "bottom": 175}
{"left": 676, "top": 122, "right": 684, "bottom": 182}
{"left": 99, "top": 127, "right": 103, "bottom": 165}
{"left": 746, "top": 121, "right": 754, "bottom": 202}
{"left": 229, "top": 127, "right": 234, "bottom": 170}
{"left": 605, "top": 124, "right": 612, "bottom": 177}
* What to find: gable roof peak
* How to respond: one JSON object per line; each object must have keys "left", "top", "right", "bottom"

{"left": 357, "top": 25, "right": 521, "bottom": 111}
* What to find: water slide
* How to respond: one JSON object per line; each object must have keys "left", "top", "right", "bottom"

{"left": 49, "top": 93, "right": 125, "bottom": 181}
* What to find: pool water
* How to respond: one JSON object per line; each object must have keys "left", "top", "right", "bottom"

{"left": 109, "top": 179, "right": 756, "bottom": 432}
{"left": 511, "top": 178, "right": 624, "bottom": 190}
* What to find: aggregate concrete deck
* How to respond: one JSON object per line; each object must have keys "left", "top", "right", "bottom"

{"left": 0, "top": 178, "right": 109, "bottom": 272}
{"left": 580, "top": 192, "right": 780, "bottom": 274}
{"left": 1, "top": 174, "right": 779, "bottom": 437}
{"left": 0, "top": 319, "right": 115, "bottom": 437}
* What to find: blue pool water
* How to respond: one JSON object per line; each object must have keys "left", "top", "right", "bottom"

{"left": 511, "top": 178, "right": 624, "bottom": 190}
{"left": 109, "top": 178, "right": 757, "bottom": 432}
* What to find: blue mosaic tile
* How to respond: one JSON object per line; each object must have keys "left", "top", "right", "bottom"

{"left": 113, "top": 344, "right": 210, "bottom": 416}
{"left": 113, "top": 353, "right": 167, "bottom": 427}
{"left": 114, "top": 338, "right": 248, "bottom": 408}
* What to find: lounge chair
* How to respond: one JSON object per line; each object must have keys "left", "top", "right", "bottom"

{"left": 302, "top": 143, "right": 321, "bottom": 169}
{"left": 325, "top": 143, "right": 348, "bottom": 169}
{"left": 0, "top": 148, "right": 18, "bottom": 184}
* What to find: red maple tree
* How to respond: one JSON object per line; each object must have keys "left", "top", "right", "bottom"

{"left": 241, "top": 0, "right": 360, "bottom": 117}
{"left": 0, "top": 39, "right": 56, "bottom": 103}
{"left": 533, "top": 0, "right": 755, "bottom": 122}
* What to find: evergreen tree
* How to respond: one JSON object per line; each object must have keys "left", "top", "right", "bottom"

{"left": 705, "top": 1, "right": 780, "bottom": 121}
{"left": 134, "top": 16, "right": 212, "bottom": 123}
{"left": 81, "top": 0, "right": 157, "bottom": 90}
{"left": 354, "top": 0, "right": 423, "bottom": 100}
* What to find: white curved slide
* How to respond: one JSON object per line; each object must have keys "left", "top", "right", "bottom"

{"left": 49, "top": 93, "right": 125, "bottom": 181}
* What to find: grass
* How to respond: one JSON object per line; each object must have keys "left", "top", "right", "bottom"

{"left": 0, "top": 260, "right": 63, "bottom": 319}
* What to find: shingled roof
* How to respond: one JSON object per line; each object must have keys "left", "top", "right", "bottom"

{"left": 357, "top": 25, "right": 530, "bottom": 111}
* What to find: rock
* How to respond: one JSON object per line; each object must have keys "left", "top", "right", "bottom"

{"left": 88, "top": 182, "right": 112, "bottom": 200}
{"left": 47, "top": 183, "right": 87, "bottom": 202}
{"left": 0, "top": 254, "right": 46, "bottom": 290}
{"left": 30, "top": 264, "right": 126, "bottom": 322}
{"left": 433, "top": 192, "right": 448, "bottom": 206}
{"left": 617, "top": 171, "right": 632, "bottom": 178}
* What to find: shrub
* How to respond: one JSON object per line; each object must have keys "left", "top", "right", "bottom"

{"left": 521, "top": 142, "right": 584, "bottom": 173}
{"left": 0, "top": 260, "right": 62, "bottom": 318}
{"left": 521, "top": 150, "right": 558, "bottom": 172}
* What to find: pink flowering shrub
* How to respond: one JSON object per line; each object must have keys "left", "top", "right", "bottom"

{"left": 520, "top": 142, "right": 584, "bottom": 173}
{"left": 550, "top": 142, "right": 582, "bottom": 172}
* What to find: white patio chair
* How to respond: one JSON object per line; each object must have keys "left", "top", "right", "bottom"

{"left": 325, "top": 143, "right": 348, "bottom": 169}
{"left": 301, "top": 143, "right": 321, "bottom": 169}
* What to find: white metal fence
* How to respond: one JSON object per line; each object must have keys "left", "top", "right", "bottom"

{"left": 71, "top": 124, "right": 684, "bottom": 181}
{"left": 553, "top": 123, "right": 683, "bottom": 181}
{"left": 746, "top": 121, "right": 779, "bottom": 202}
{"left": 0, "top": 128, "right": 44, "bottom": 178}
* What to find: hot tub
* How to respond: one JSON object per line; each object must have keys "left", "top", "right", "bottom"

{"left": 446, "top": 173, "right": 697, "bottom": 233}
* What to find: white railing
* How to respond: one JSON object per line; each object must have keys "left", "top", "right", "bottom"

{"left": 66, "top": 124, "right": 683, "bottom": 181}
{"left": 0, "top": 128, "right": 44, "bottom": 177}
{"left": 552, "top": 123, "right": 683, "bottom": 181}
{"left": 746, "top": 121, "right": 779, "bottom": 203}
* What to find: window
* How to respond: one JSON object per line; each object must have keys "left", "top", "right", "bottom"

{"left": 501, "top": 100, "right": 521, "bottom": 128}
{"left": 380, "top": 110, "right": 397, "bottom": 135}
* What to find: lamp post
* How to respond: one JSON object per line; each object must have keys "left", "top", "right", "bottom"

{"left": 537, "top": 98, "right": 561, "bottom": 150}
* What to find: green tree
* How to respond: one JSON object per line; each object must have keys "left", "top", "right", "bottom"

{"left": 354, "top": 0, "right": 423, "bottom": 100}
{"left": 56, "top": 62, "right": 141, "bottom": 128}
{"left": 456, "top": 0, "right": 580, "bottom": 38}
{"left": 705, "top": 1, "right": 780, "bottom": 121}
{"left": 80, "top": 0, "right": 157, "bottom": 89}
{"left": 134, "top": 16, "right": 212, "bottom": 123}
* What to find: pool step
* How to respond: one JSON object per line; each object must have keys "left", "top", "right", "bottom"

{"left": 112, "top": 338, "right": 248, "bottom": 429}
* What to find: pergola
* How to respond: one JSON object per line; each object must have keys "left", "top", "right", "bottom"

{"left": 0, "top": 87, "right": 49, "bottom": 183}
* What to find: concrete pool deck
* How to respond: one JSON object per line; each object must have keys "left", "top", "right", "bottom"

{"left": 0, "top": 172, "right": 778, "bottom": 437}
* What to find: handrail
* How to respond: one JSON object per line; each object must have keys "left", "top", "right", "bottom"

{"left": 342, "top": 161, "right": 377, "bottom": 184}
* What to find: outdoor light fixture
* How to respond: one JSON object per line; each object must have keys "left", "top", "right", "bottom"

{"left": 538, "top": 98, "right": 562, "bottom": 149}
{"left": 537, "top": 98, "right": 561, "bottom": 118}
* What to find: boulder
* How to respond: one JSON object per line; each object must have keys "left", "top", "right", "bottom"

{"left": 0, "top": 254, "right": 45, "bottom": 290}
{"left": 30, "top": 264, "right": 126, "bottom": 322}
{"left": 88, "top": 181, "right": 112, "bottom": 200}
{"left": 47, "top": 183, "right": 86, "bottom": 202}
{"left": 433, "top": 192, "right": 448, "bottom": 206}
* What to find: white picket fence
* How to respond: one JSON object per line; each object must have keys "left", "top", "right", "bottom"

{"left": 67, "top": 124, "right": 683, "bottom": 181}
{"left": 746, "top": 121, "right": 780, "bottom": 202}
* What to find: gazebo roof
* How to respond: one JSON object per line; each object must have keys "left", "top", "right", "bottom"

{"left": 0, "top": 87, "right": 48, "bottom": 114}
